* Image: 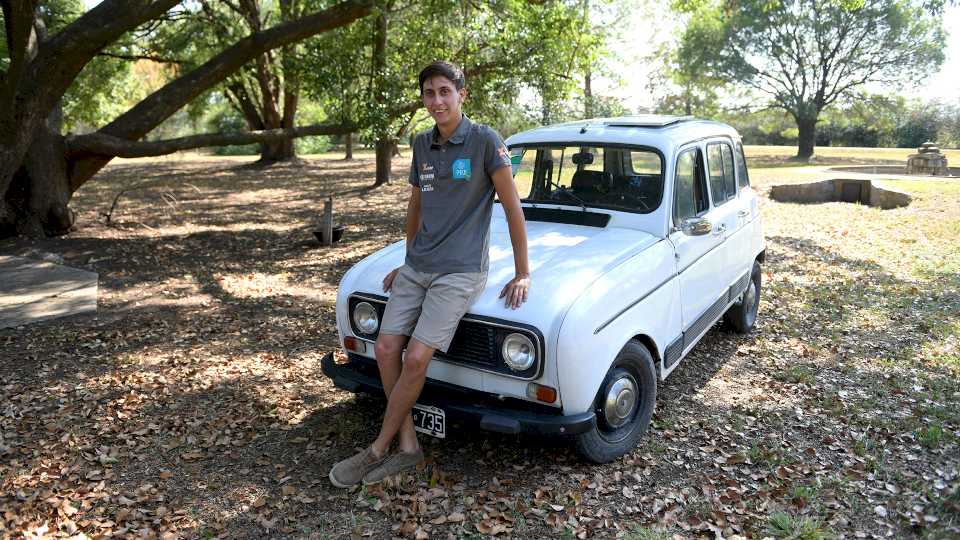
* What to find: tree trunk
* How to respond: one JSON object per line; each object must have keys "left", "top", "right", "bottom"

{"left": 584, "top": 69, "right": 592, "bottom": 118}
{"left": 371, "top": 7, "right": 390, "bottom": 185}
{"left": 260, "top": 138, "right": 296, "bottom": 161}
{"left": 374, "top": 138, "right": 392, "bottom": 186}
{"left": 796, "top": 115, "right": 817, "bottom": 161}
{"left": 344, "top": 132, "right": 353, "bottom": 160}
{"left": 1, "top": 106, "right": 73, "bottom": 237}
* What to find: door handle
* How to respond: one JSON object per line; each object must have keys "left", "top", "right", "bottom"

{"left": 738, "top": 210, "right": 749, "bottom": 217}
{"left": 713, "top": 223, "right": 726, "bottom": 236}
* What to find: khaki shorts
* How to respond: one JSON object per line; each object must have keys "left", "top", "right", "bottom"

{"left": 379, "top": 264, "right": 487, "bottom": 353}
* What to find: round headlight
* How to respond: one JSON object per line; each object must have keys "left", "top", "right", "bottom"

{"left": 352, "top": 302, "right": 379, "bottom": 335}
{"left": 501, "top": 333, "right": 536, "bottom": 371}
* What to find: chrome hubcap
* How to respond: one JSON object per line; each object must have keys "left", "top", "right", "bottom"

{"left": 744, "top": 280, "right": 758, "bottom": 325}
{"left": 603, "top": 376, "right": 637, "bottom": 428}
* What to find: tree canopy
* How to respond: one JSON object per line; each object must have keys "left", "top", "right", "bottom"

{"left": 674, "top": 0, "right": 946, "bottom": 159}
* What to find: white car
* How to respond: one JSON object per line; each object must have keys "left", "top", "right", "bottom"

{"left": 322, "top": 115, "right": 765, "bottom": 463}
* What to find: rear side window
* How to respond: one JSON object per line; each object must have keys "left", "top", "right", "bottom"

{"left": 721, "top": 144, "right": 736, "bottom": 200}
{"left": 673, "top": 149, "right": 708, "bottom": 226}
{"left": 735, "top": 143, "right": 750, "bottom": 188}
{"left": 706, "top": 142, "right": 736, "bottom": 205}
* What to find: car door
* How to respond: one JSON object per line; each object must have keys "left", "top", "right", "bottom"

{"left": 704, "top": 140, "right": 744, "bottom": 294}
{"left": 732, "top": 141, "right": 761, "bottom": 269}
{"left": 669, "top": 145, "right": 729, "bottom": 347}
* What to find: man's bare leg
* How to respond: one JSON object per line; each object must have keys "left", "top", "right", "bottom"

{"left": 374, "top": 334, "right": 419, "bottom": 454}
{"left": 371, "top": 338, "right": 434, "bottom": 456}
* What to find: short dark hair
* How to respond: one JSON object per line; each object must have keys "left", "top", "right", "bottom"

{"left": 418, "top": 61, "right": 465, "bottom": 94}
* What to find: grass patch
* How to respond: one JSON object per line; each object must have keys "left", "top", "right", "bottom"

{"left": 624, "top": 524, "right": 671, "bottom": 540}
{"left": 744, "top": 145, "right": 960, "bottom": 165}
{"left": 765, "top": 512, "right": 834, "bottom": 540}
{"left": 790, "top": 484, "right": 819, "bottom": 505}
{"left": 776, "top": 364, "right": 816, "bottom": 385}
{"left": 917, "top": 424, "right": 946, "bottom": 449}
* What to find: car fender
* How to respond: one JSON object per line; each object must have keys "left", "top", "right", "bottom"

{"left": 555, "top": 239, "right": 681, "bottom": 415}
{"left": 335, "top": 240, "right": 406, "bottom": 344}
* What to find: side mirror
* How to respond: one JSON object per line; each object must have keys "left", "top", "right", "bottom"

{"left": 681, "top": 216, "right": 712, "bottom": 236}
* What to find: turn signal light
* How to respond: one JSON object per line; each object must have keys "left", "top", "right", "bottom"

{"left": 526, "top": 383, "right": 557, "bottom": 403}
{"left": 343, "top": 337, "right": 365, "bottom": 353}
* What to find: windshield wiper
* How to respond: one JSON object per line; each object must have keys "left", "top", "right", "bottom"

{"left": 547, "top": 179, "right": 588, "bottom": 212}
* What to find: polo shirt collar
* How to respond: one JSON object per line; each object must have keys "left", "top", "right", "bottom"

{"left": 431, "top": 114, "right": 472, "bottom": 147}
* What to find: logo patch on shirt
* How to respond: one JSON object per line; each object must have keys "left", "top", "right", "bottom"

{"left": 421, "top": 184, "right": 434, "bottom": 192}
{"left": 452, "top": 159, "right": 471, "bottom": 180}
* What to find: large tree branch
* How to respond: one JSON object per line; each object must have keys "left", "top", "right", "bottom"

{"left": 96, "top": 51, "right": 185, "bottom": 64}
{"left": 66, "top": 123, "right": 356, "bottom": 158}
{"left": 0, "top": 0, "right": 40, "bottom": 105}
{"left": 32, "top": 0, "right": 182, "bottom": 104}
{"left": 99, "top": 0, "right": 372, "bottom": 140}
{"left": 68, "top": 0, "right": 373, "bottom": 189}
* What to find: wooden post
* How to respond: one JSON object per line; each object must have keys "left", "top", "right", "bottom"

{"left": 322, "top": 197, "right": 333, "bottom": 246}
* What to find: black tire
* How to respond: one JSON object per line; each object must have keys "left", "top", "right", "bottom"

{"left": 724, "top": 260, "right": 762, "bottom": 333}
{"left": 575, "top": 341, "right": 657, "bottom": 464}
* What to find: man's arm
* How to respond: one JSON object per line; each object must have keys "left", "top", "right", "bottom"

{"left": 492, "top": 166, "right": 530, "bottom": 309}
{"left": 384, "top": 186, "right": 422, "bottom": 292}
{"left": 406, "top": 185, "right": 422, "bottom": 245}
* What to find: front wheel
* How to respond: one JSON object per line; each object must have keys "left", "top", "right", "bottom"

{"left": 575, "top": 341, "right": 657, "bottom": 464}
{"left": 724, "top": 260, "right": 762, "bottom": 333}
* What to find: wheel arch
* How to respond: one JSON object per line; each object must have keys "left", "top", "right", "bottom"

{"left": 630, "top": 334, "right": 662, "bottom": 380}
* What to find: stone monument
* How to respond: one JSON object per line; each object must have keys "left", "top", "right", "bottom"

{"left": 906, "top": 142, "right": 948, "bottom": 175}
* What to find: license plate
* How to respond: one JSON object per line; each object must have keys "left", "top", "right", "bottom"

{"left": 411, "top": 404, "right": 445, "bottom": 439}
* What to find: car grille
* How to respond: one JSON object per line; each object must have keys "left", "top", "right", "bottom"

{"left": 442, "top": 320, "right": 498, "bottom": 367}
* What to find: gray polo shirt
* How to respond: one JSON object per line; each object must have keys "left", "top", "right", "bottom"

{"left": 406, "top": 115, "right": 512, "bottom": 274}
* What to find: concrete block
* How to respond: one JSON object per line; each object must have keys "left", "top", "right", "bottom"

{"left": 0, "top": 256, "right": 98, "bottom": 329}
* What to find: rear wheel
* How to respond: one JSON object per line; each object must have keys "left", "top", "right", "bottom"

{"left": 575, "top": 341, "right": 657, "bottom": 463}
{"left": 724, "top": 260, "right": 761, "bottom": 333}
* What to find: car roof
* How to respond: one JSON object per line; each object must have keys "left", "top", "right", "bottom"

{"left": 505, "top": 115, "right": 741, "bottom": 150}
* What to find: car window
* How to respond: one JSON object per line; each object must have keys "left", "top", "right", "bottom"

{"left": 735, "top": 142, "right": 750, "bottom": 189}
{"left": 510, "top": 147, "right": 535, "bottom": 197}
{"left": 706, "top": 142, "right": 735, "bottom": 205}
{"left": 516, "top": 144, "right": 664, "bottom": 214}
{"left": 673, "top": 148, "right": 708, "bottom": 226}
{"left": 721, "top": 144, "right": 736, "bottom": 200}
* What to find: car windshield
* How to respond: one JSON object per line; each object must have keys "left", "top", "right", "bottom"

{"left": 509, "top": 145, "right": 663, "bottom": 213}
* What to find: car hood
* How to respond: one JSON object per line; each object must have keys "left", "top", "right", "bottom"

{"left": 346, "top": 217, "right": 661, "bottom": 326}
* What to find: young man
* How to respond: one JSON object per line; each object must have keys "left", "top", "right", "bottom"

{"left": 329, "top": 61, "right": 531, "bottom": 487}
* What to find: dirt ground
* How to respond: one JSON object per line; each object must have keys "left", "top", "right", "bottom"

{"left": 1, "top": 150, "right": 957, "bottom": 539}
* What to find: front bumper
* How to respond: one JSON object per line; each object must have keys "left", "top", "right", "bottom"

{"left": 321, "top": 352, "right": 596, "bottom": 436}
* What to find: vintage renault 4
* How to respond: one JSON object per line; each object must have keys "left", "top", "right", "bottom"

{"left": 321, "top": 115, "right": 765, "bottom": 463}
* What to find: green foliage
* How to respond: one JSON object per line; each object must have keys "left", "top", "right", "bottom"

{"left": 895, "top": 108, "right": 942, "bottom": 148}
{"left": 294, "top": 101, "right": 332, "bottom": 154}
{"left": 62, "top": 56, "right": 149, "bottom": 133}
{"left": 673, "top": 0, "right": 947, "bottom": 143}
{"left": 206, "top": 105, "right": 258, "bottom": 155}
{"left": 301, "top": 0, "right": 592, "bottom": 139}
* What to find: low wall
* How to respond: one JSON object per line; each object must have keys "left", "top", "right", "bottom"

{"left": 869, "top": 181, "right": 913, "bottom": 209}
{"left": 769, "top": 179, "right": 911, "bottom": 209}
{"left": 829, "top": 165, "right": 960, "bottom": 177}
